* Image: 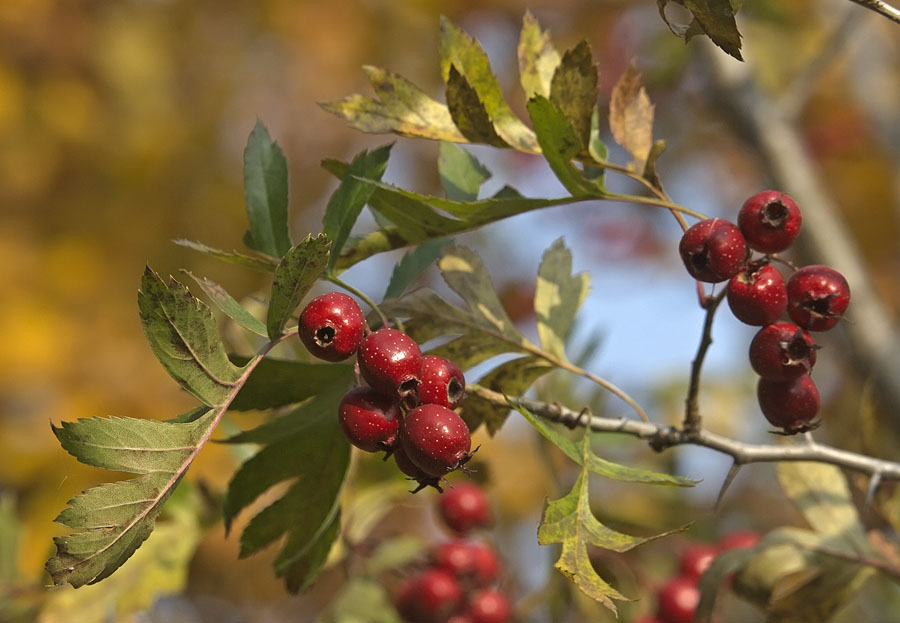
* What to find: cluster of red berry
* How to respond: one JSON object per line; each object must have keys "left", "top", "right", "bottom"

{"left": 638, "top": 531, "right": 760, "bottom": 623}
{"left": 298, "top": 292, "right": 473, "bottom": 490}
{"left": 393, "top": 482, "right": 512, "bottom": 623}
{"left": 678, "top": 191, "right": 851, "bottom": 434}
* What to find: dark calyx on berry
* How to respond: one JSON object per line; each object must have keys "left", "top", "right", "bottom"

{"left": 749, "top": 322, "right": 818, "bottom": 381}
{"left": 678, "top": 218, "right": 748, "bottom": 283}
{"left": 786, "top": 265, "right": 851, "bottom": 332}
{"left": 393, "top": 445, "right": 444, "bottom": 493}
{"left": 738, "top": 190, "right": 802, "bottom": 254}
{"left": 419, "top": 355, "right": 466, "bottom": 409}
{"left": 400, "top": 404, "right": 473, "bottom": 477}
{"left": 298, "top": 292, "right": 366, "bottom": 362}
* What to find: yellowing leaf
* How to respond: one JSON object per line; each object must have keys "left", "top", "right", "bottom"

{"left": 534, "top": 238, "right": 589, "bottom": 360}
{"left": 609, "top": 63, "right": 655, "bottom": 172}
{"left": 517, "top": 10, "right": 561, "bottom": 99}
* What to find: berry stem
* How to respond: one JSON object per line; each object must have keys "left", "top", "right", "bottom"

{"left": 470, "top": 385, "right": 900, "bottom": 487}
{"left": 684, "top": 289, "right": 728, "bottom": 433}
{"left": 324, "top": 273, "right": 400, "bottom": 332}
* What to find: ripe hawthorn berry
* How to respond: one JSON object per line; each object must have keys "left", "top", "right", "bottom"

{"left": 419, "top": 355, "right": 466, "bottom": 409}
{"left": 432, "top": 540, "right": 499, "bottom": 588}
{"left": 464, "top": 588, "right": 512, "bottom": 623}
{"left": 393, "top": 445, "right": 443, "bottom": 493}
{"left": 726, "top": 263, "right": 787, "bottom": 326}
{"left": 298, "top": 292, "right": 366, "bottom": 362}
{"left": 438, "top": 482, "right": 493, "bottom": 534}
{"left": 337, "top": 387, "right": 400, "bottom": 453}
{"left": 358, "top": 328, "right": 423, "bottom": 399}
{"left": 678, "top": 218, "right": 748, "bottom": 283}
{"left": 748, "top": 322, "right": 818, "bottom": 381}
{"left": 738, "top": 190, "right": 802, "bottom": 253}
{"left": 400, "top": 404, "right": 472, "bottom": 477}
{"left": 718, "top": 531, "right": 760, "bottom": 551}
{"left": 656, "top": 576, "right": 700, "bottom": 623}
{"left": 393, "top": 568, "right": 463, "bottom": 623}
{"left": 757, "top": 375, "right": 821, "bottom": 434}
{"left": 786, "top": 265, "right": 851, "bottom": 332}
{"left": 680, "top": 544, "right": 718, "bottom": 580}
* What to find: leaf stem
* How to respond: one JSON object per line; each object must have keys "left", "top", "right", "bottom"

{"left": 684, "top": 289, "right": 728, "bottom": 433}
{"left": 324, "top": 273, "right": 398, "bottom": 331}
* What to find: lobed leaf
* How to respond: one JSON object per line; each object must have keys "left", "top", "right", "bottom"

{"left": 47, "top": 407, "right": 221, "bottom": 587}
{"left": 138, "top": 267, "right": 246, "bottom": 407}
{"left": 534, "top": 238, "right": 590, "bottom": 360}
{"left": 229, "top": 357, "right": 354, "bottom": 412}
{"left": 537, "top": 439, "right": 690, "bottom": 614}
{"left": 319, "top": 65, "right": 467, "bottom": 143}
{"left": 526, "top": 96, "right": 603, "bottom": 197}
{"left": 549, "top": 40, "right": 598, "bottom": 150}
{"left": 322, "top": 145, "right": 392, "bottom": 270}
{"left": 439, "top": 16, "right": 538, "bottom": 152}
{"left": 243, "top": 120, "right": 293, "bottom": 258}
{"left": 518, "top": 10, "right": 561, "bottom": 99}
{"left": 266, "top": 234, "right": 331, "bottom": 339}
{"left": 383, "top": 238, "right": 451, "bottom": 300}
{"left": 183, "top": 271, "right": 268, "bottom": 337}
{"left": 438, "top": 141, "right": 491, "bottom": 202}
{"left": 446, "top": 66, "right": 508, "bottom": 147}
{"left": 173, "top": 239, "right": 279, "bottom": 272}
{"left": 609, "top": 63, "right": 655, "bottom": 172}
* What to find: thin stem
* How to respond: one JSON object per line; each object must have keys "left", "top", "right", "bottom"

{"left": 604, "top": 191, "right": 707, "bottom": 223}
{"left": 684, "top": 289, "right": 728, "bottom": 432}
{"left": 325, "top": 273, "right": 397, "bottom": 331}
{"left": 470, "top": 385, "right": 900, "bottom": 484}
{"left": 846, "top": 0, "right": 900, "bottom": 25}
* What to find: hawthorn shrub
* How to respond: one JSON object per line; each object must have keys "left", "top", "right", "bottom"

{"left": 44, "top": 10, "right": 900, "bottom": 623}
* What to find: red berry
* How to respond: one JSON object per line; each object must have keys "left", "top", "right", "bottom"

{"left": 298, "top": 292, "right": 366, "bottom": 362}
{"left": 467, "top": 541, "right": 501, "bottom": 587}
{"left": 678, "top": 218, "right": 748, "bottom": 283}
{"left": 748, "top": 322, "right": 818, "bottom": 381}
{"left": 718, "top": 531, "right": 761, "bottom": 551}
{"left": 757, "top": 375, "right": 821, "bottom": 434}
{"left": 447, "top": 616, "right": 475, "bottom": 623}
{"left": 656, "top": 576, "right": 700, "bottom": 623}
{"left": 680, "top": 544, "right": 717, "bottom": 580}
{"left": 465, "top": 588, "right": 512, "bottom": 623}
{"left": 438, "top": 482, "right": 493, "bottom": 534}
{"left": 786, "top": 265, "right": 851, "bottom": 332}
{"left": 358, "top": 329, "right": 423, "bottom": 398}
{"left": 394, "top": 445, "right": 443, "bottom": 493}
{"left": 337, "top": 387, "right": 400, "bottom": 452}
{"left": 737, "top": 190, "right": 802, "bottom": 253}
{"left": 433, "top": 540, "right": 499, "bottom": 588}
{"left": 726, "top": 263, "right": 787, "bottom": 326}
{"left": 419, "top": 355, "right": 466, "bottom": 409}
{"left": 400, "top": 404, "right": 472, "bottom": 477}
{"left": 393, "top": 568, "right": 463, "bottom": 623}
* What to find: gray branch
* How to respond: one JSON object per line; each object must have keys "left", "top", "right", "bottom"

{"left": 847, "top": 0, "right": 900, "bottom": 25}
{"left": 472, "top": 386, "right": 900, "bottom": 480}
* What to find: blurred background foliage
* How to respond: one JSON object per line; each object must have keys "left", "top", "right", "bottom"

{"left": 1, "top": 0, "right": 898, "bottom": 621}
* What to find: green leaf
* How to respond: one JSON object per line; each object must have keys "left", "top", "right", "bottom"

{"left": 526, "top": 96, "right": 602, "bottom": 197}
{"left": 365, "top": 534, "right": 428, "bottom": 575}
{"left": 657, "top": 0, "right": 742, "bottom": 61}
{"left": 319, "top": 65, "right": 467, "bottom": 143}
{"left": 534, "top": 238, "right": 590, "bottom": 360}
{"left": 776, "top": 461, "right": 870, "bottom": 550}
{"left": 229, "top": 357, "right": 354, "bottom": 412}
{"left": 549, "top": 40, "right": 598, "bottom": 150}
{"left": 243, "top": 120, "right": 292, "bottom": 257}
{"left": 515, "top": 405, "right": 696, "bottom": 486}
{"left": 383, "top": 239, "right": 450, "bottom": 300}
{"left": 609, "top": 63, "right": 655, "bottom": 172}
{"left": 322, "top": 145, "right": 392, "bottom": 270}
{"left": 462, "top": 357, "right": 553, "bottom": 434}
{"left": 183, "top": 271, "right": 268, "bottom": 337}
{"left": 281, "top": 509, "right": 342, "bottom": 594}
{"left": 438, "top": 142, "right": 491, "bottom": 202}
{"left": 439, "top": 16, "right": 538, "bottom": 152}
{"left": 537, "top": 435, "right": 689, "bottom": 613}
{"left": 518, "top": 10, "right": 561, "bottom": 99}
{"left": 47, "top": 408, "right": 217, "bottom": 587}
{"left": 446, "top": 65, "right": 507, "bottom": 147}
{"left": 40, "top": 488, "right": 201, "bottom": 620}
{"left": 138, "top": 267, "right": 245, "bottom": 407}
{"left": 326, "top": 577, "right": 403, "bottom": 623}
{"left": 173, "top": 239, "right": 279, "bottom": 272}
{"left": 223, "top": 378, "right": 352, "bottom": 592}
{"left": 266, "top": 234, "right": 332, "bottom": 339}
